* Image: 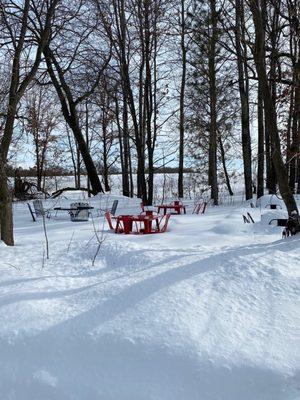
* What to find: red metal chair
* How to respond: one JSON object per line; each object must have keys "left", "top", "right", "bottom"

{"left": 172, "top": 200, "right": 183, "bottom": 206}
{"left": 139, "top": 210, "right": 158, "bottom": 216}
{"left": 158, "top": 213, "right": 171, "bottom": 233}
{"left": 193, "top": 201, "right": 207, "bottom": 215}
{"left": 120, "top": 215, "right": 134, "bottom": 234}
{"left": 105, "top": 211, "right": 115, "bottom": 230}
{"left": 170, "top": 200, "right": 183, "bottom": 214}
{"left": 105, "top": 211, "right": 124, "bottom": 233}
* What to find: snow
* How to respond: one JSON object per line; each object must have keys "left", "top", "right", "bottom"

{"left": 0, "top": 194, "right": 299, "bottom": 399}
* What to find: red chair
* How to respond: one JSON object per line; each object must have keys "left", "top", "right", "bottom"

{"left": 193, "top": 202, "right": 207, "bottom": 215}
{"left": 140, "top": 210, "right": 159, "bottom": 216}
{"left": 105, "top": 211, "right": 115, "bottom": 230}
{"left": 170, "top": 200, "right": 183, "bottom": 214}
{"left": 158, "top": 213, "right": 171, "bottom": 233}
{"left": 120, "top": 215, "right": 134, "bottom": 234}
{"left": 172, "top": 200, "right": 183, "bottom": 206}
{"left": 105, "top": 211, "right": 124, "bottom": 233}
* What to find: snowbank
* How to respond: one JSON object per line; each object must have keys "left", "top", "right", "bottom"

{"left": 0, "top": 198, "right": 299, "bottom": 399}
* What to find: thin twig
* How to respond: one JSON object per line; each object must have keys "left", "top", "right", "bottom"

{"left": 6, "top": 262, "right": 20, "bottom": 271}
{"left": 90, "top": 214, "right": 107, "bottom": 267}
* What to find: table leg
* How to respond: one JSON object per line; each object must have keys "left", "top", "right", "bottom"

{"left": 183, "top": 206, "right": 186, "bottom": 214}
{"left": 156, "top": 219, "right": 160, "bottom": 232}
{"left": 123, "top": 219, "right": 132, "bottom": 234}
{"left": 144, "top": 220, "right": 150, "bottom": 234}
{"left": 115, "top": 219, "right": 120, "bottom": 233}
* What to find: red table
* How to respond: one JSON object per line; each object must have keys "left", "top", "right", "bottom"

{"left": 155, "top": 204, "right": 186, "bottom": 215}
{"left": 115, "top": 214, "right": 160, "bottom": 234}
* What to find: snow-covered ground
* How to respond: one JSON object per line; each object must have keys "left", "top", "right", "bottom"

{"left": 0, "top": 193, "right": 299, "bottom": 400}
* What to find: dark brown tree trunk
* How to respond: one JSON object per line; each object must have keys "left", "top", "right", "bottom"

{"left": 43, "top": 46, "right": 103, "bottom": 195}
{"left": 116, "top": 95, "right": 130, "bottom": 197}
{"left": 178, "top": 0, "right": 187, "bottom": 199}
{"left": 66, "top": 128, "right": 78, "bottom": 188}
{"left": 261, "top": 0, "right": 276, "bottom": 194}
{"left": 286, "top": 87, "right": 294, "bottom": 181}
{"left": 76, "top": 145, "right": 81, "bottom": 189}
{"left": 102, "top": 116, "right": 111, "bottom": 192}
{"left": 289, "top": 93, "right": 298, "bottom": 192}
{"left": 257, "top": 81, "right": 265, "bottom": 199}
{"left": 0, "top": 165, "right": 14, "bottom": 246}
{"left": 85, "top": 102, "right": 91, "bottom": 196}
{"left": 0, "top": 0, "right": 59, "bottom": 245}
{"left": 265, "top": 122, "right": 276, "bottom": 193}
{"left": 100, "top": 0, "right": 148, "bottom": 202}
{"left": 291, "top": 61, "right": 300, "bottom": 192}
{"left": 219, "top": 135, "right": 233, "bottom": 196}
{"left": 235, "top": 0, "right": 253, "bottom": 200}
{"left": 144, "top": 0, "right": 154, "bottom": 205}
{"left": 122, "top": 95, "right": 131, "bottom": 197}
{"left": 208, "top": 0, "right": 218, "bottom": 205}
{"left": 0, "top": 0, "right": 29, "bottom": 246}
{"left": 249, "top": 0, "right": 298, "bottom": 215}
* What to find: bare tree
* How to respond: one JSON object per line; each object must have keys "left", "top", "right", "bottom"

{"left": 24, "top": 86, "right": 60, "bottom": 191}
{"left": 35, "top": 1, "right": 112, "bottom": 195}
{"left": 248, "top": 0, "right": 298, "bottom": 215}
{"left": 178, "top": 0, "right": 188, "bottom": 198}
{"left": 235, "top": 0, "right": 253, "bottom": 200}
{"left": 0, "top": 0, "right": 59, "bottom": 245}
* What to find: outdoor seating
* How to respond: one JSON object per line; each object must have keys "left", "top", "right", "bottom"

{"left": 155, "top": 200, "right": 186, "bottom": 215}
{"left": 33, "top": 200, "right": 46, "bottom": 217}
{"left": 110, "top": 200, "right": 119, "bottom": 216}
{"left": 243, "top": 213, "right": 255, "bottom": 223}
{"left": 193, "top": 201, "right": 207, "bottom": 215}
{"left": 112, "top": 213, "right": 170, "bottom": 234}
{"left": 269, "top": 218, "right": 287, "bottom": 226}
{"left": 140, "top": 210, "right": 158, "bottom": 216}
{"left": 158, "top": 213, "right": 171, "bottom": 233}
{"left": 98, "top": 199, "right": 119, "bottom": 216}
{"left": 265, "top": 203, "right": 282, "bottom": 210}
{"left": 28, "top": 200, "right": 52, "bottom": 221}
{"left": 105, "top": 211, "right": 123, "bottom": 232}
{"left": 54, "top": 202, "right": 93, "bottom": 221}
{"left": 69, "top": 202, "right": 91, "bottom": 221}
{"left": 140, "top": 202, "right": 156, "bottom": 213}
{"left": 27, "top": 203, "right": 36, "bottom": 222}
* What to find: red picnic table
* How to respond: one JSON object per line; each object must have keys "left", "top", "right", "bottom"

{"left": 115, "top": 214, "right": 161, "bottom": 234}
{"left": 155, "top": 203, "right": 186, "bottom": 215}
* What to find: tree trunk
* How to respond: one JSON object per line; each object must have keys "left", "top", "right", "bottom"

{"left": 257, "top": 81, "right": 264, "bottom": 199}
{"left": 116, "top": 94, "right": 130, "bottom": 197}
{"left": 208, "top": 0, "right": 219, "bottom": 205}
{"left": 0, "top": 164, "right": 14, "bottom": 246}
{"left": 219, "top": 135, "right": 233, "bottom": 196}
{"left": 235, "top": 0, "right": 253, "bottom": 200}
{"left": 178, "top": 0, "right": 187, "bottom": 199}
{"left": 122, "top": 95, "right": 131, "bottom": 197}
{"left": 44, "top": 46, "right": 103, "bottom": 195}
{"left": 102, "top": 117, "right": 111, "bottom": 192}
{"left": 291, "top": 61, "right": 300, "bottom": 192}
{"left": 249, "top": 0, "right": 298, "bottom": 215}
